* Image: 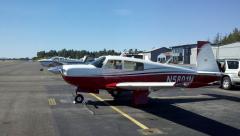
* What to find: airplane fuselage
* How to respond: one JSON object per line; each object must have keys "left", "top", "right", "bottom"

{"left": 61, "top": 56, "right": 221, "bottom": 91}
{"left": 58, "top": 41, "right": 222, "bottom": 105}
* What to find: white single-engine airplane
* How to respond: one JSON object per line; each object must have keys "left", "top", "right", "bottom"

{"left": 59, "top": 41, "right": 222, "bottom": 105}
{"left": 38, "top": 56, "right": 90, "bottom": 67}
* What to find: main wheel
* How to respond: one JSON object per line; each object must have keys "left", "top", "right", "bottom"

{"left": 222, "top": 76, "right": 232, "bottom": 90}
{"left": 75, "top": 94, "right": 84, "bottom": 103}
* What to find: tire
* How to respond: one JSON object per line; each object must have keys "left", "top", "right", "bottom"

{"left": 222, "top": 76, "right": 232, "bottom": 90}
{"left": 75, "top": 94, "right": 84, "bottom": 103}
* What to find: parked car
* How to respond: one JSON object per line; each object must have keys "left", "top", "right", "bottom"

{"left": 218, "top": 59, "right": 240, "bottom": 90}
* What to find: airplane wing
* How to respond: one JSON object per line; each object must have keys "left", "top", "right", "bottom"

{"left": 106, "top": 82, "right": 176, "bottom": 90}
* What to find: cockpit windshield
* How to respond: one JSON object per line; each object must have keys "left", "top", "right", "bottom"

{"left": 90, "top": 57, "right": 106, "bottom": 68}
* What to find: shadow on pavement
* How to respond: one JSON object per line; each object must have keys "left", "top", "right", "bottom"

{"left": 86, "top": 96, "right": 240, "bottom": 136}
{"left": 204, "top": 93, "right": 240, "bottom": 103}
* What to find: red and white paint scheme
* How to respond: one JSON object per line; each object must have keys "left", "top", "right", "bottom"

{"left": 60, "top": 41, "right": 222, "bottom": 105}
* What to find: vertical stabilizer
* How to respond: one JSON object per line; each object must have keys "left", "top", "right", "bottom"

{"left": 196, "top": 41, "right": 219, "bottom": 72}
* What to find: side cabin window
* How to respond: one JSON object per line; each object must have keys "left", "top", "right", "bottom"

{"left": 227, "top": 61, "right": 239, "bottom": 69}
{"left": 104, "top": 60, "right": 122, "bottom": 69}
{"left": 124, "top": 61, "right": 144, "bottom": 71}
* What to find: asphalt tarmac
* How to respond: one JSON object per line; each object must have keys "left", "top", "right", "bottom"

{"left": 0, "top": 61, "right": 240, "bottom": 136}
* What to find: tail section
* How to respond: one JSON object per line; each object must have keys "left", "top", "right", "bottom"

{"left": 196, "top": 41, "right": 219, "bottom": 72}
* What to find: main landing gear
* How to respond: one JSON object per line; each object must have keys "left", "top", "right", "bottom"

{"left": 109, "top": 90, "right": 150, "bottom": 106}
{"left": 74, "top": 87, "right": 84, "bottom": 104}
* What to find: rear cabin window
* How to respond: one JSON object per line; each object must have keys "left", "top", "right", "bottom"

{"left": 227, "top": 61, "right": 239, "bottom": 69}
{"left": 104, "top": 60, "right": 122, "bottom": 69}
{"left": 124, "top": 61, "right": 144, "bottom": 71}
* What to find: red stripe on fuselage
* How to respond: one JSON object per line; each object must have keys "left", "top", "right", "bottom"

{"left": 62, "top": 73, "right": 220, "bottom": 90}
{"left": 197, "top": 41, "right": 209, "bottom": 55}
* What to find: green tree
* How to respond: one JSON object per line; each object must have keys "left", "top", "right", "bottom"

{"left": 213, "top": 33, "right": 221, "bottom": 44}
{"left": 219, "top": 28, "right": 240, "bottom": 45}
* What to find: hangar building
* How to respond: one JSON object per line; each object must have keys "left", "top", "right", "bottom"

{"left": 170, "top": 44, "right": 197, "bottom": 64}
{"left": 191, "top": 42, "right": 240, "bottom": 64}
{"left": 140, "top": 47, "right": 171, "bottom": 62}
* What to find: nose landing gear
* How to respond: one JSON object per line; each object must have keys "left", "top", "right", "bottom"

{"left": 75, "top": 94, "right": 84, "bottom": 103}
{"left": 74, "top": 87, "right": 85, "bottom": 104}
{"left": 73, "top": 87, "right": 99, "bottom": 104}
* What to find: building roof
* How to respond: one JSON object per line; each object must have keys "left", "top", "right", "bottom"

{"left": 220, "top": 42, "right": 240, "bottom": 48}
{"left": 171, "top": 44, "right": 197, "bottom": 49}
{"left": 171, "top": 43, "right": 218, "bottom": 49}
{"left": 143, "top": 47, "right": 171, "bottom": 53}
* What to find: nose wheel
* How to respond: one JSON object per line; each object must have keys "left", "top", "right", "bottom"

{"left": 74, "top": 94, "right": 84, "bottom": 103}
{"left": 74, "top": 87, "right": 85, "bottom": 104}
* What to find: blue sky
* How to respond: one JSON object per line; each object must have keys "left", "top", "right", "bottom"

{"left": 0, "top": 0, "right": 239, "bottom": 58}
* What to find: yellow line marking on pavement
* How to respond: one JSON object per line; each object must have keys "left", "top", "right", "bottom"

{"left": 48, "top": 99, "right": 53, "bottom": 105}
{"left": 102, "top": 98, "right": 114, "bottom": 101}
{"left": 90, "top": 93, "right": 149, "bottom": 130}
{"left": 48, "top": 98, "right": 56, "bottom": 106}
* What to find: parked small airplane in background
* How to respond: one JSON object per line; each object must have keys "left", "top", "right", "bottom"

{"left": 38, "top": 56, "right": 93, "bottom": 67}
{"left": 57, "top": 41, "right": 222, "bottom": 105}
{"left": 39, "top": 56, "right": 95, "bottom": 74}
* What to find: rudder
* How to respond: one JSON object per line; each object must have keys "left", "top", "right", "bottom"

{"left": 196, "top": 41, "right": 219, "bottom": 72}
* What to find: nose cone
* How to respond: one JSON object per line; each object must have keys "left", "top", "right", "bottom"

{"left": 48, "top": 66, "right": 62, "bottom": 74}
